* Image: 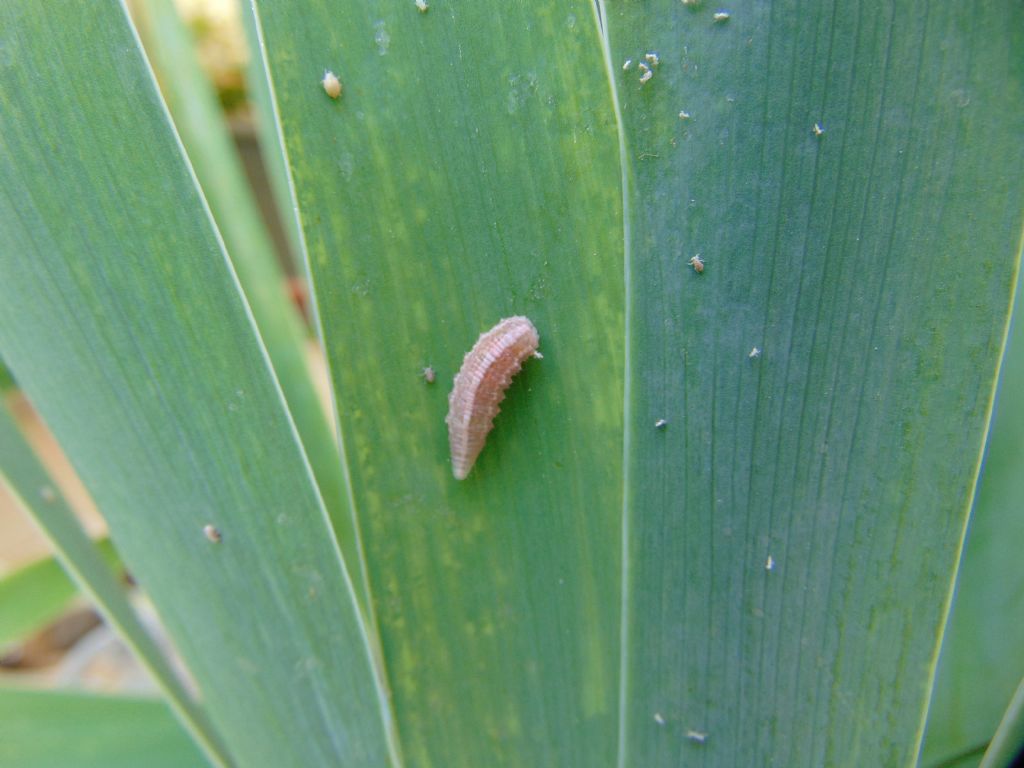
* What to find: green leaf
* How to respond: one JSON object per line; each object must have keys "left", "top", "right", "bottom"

{"left": 0, "top": 537, "right": 119, "bottom": 649}
{"left": 0, "top": 688, "right": 209, "bottom": 768}
{"left": 603, "top": 2, "right": 1024, "bottom": 765}
{"left": 246, "top": 0, "right": 624, "bottom": 764}
{"left": 981, "top": 677, "right": 1024, "bottom": 768}
{"left": 923, "top": 267, "right": 1024, "bottom": 766}
{"left": 242, "top": 10, "right": 305, "bottom": 277}
{"left": 0, "top": 4, "right": 396, "bottom": 766}
{"left": 0, "top": 402, "right": 224, "bottom": 766}
{"left": 129, "top": 0, "right": 371, "bottom": 618}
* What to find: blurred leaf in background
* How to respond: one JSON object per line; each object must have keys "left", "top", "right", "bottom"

{"left": 923, "top": 264, "right": 1024, "bottom": 767}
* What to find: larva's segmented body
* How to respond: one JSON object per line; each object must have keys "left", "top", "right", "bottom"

{"left": 446, "top": 316, "right": 540, "bottom": 480}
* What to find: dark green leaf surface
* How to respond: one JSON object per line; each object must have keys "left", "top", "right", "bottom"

{"left": 247, "top": 0, "right": 624, "bottom": 764}
{"left": 603, "top": 1, "right": 1024, "bottom": 766}
{"left": 0, "top": 4, "right": 396, "bottom": 766}
{"left": 923, "top": 266, "right": 1024, "bottom": 766}
{"left": 0, "top": 537, "right": 119, "bottom": 649}
{"left": 0, "top": 688, "right": 209, "bottom": 768}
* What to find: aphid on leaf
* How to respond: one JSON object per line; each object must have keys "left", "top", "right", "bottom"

{"left": 688, "top": 254, "right": 705, "bottom": 273}
{"left": 655, "top": 418, "right": 668, "bottom": 429}
{"left": 446, "top": 316, "right": 540, "bottom": 480}
{"left": 422, "top": 366, "right": 436, "bottom": 384}
{"left": 713, "top": 11, "right": 730, "bottom": 22}
{"left": 415, "top": 0, "right": 429, "bottom": 11}
{"left": 812, "top": 122, "right": 825, "bottom": 137}
{"left": 203, "top": 524, "right": 222, "bottom": 543}
{"left": 321, "top": 70, "right": 342, "bottom": 99}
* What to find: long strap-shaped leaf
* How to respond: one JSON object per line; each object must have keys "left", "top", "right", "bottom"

{"left": 130, "top": 0, "right": 372, "bottom": 620}
{"left": 245, "top": 0, "right": 624, "bottom": 764}
{"left": 601, "top": 1, "right": 1024, "bottom": 765}
{"left": 923, "top": 264, "right": 1024, "bottom": 764}
{"left": 980, "top": 676, "right": 1024, "bottom": 768}
{"left": 0, "top": 3, "right": 399, "bottom": 766}
{"left": 0, "top": 403, "right": 224, "bottom": 768}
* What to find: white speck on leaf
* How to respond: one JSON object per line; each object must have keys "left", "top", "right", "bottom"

{"left": 374, "top": 21, "right": 390, "bottom": 55}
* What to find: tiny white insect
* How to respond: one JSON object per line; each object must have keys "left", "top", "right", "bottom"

{"left": 422, "top": 366, "right": 436, "bottom": 383}
{"left": 713, "top": 11, "right": 730, "bottom": 22}
{"left": 415, "top": 0, "right": 429, "bottom": 12}
{"left": 640, "top": 69, "right": 654, "bottom": 84}
{"left": 688, "top": 254, "right": 705, "bottom": 273}
{"left": 654, "top": 713, "right": 666, "bottom": 726}
{"left": 686, "top": 729, "right": 708, "bottom": 743}
{"left": 766, "top": 554, "right": 775, "bottom": 571}
{"left": 682, "top": 0, "right": 701, "bottom": 6}
{"left": 645, "top": 52, "right": 660, "bottom": 67}
{"left": 749, "top": 346, "right": 761, "bottom": 358}
{"left": 679, "top": 110, "right": 692, "bottom": 120}
{"left": 812, "top": 122, "right": 825, "bottom": 136}
{"left": 623, "top": 58, "right": 633, "bottom": 71}
{"left": 321, "top": 70, "right": 342, "bottom": 99}
{"left": 203, "top": 524, "right": 222, "bottom": 543}
{"left": 655, "top": 418, "right": 668, "bottom": 429}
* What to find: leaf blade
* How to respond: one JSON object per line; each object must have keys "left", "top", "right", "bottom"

{"left": 603, "top": 1, "right": 1024, "bottom": 765}
{"left": 130, "top": 0, "right": 371, "bottom": 619}
{"left": 0, "top": 3, "right": 397, "bottom": 765}
{"left": 245, "top": 0, "right": 625, "bottom": 764}
{"left": 923, "top": 251, "right": 1024, "bottom": 765}
{"left": 0, "top": 688, "right": 210, "bottom": 768}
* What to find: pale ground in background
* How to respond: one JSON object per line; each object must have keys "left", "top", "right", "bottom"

{"left": 0, "top": 393, "right": 106, "bottom": 576}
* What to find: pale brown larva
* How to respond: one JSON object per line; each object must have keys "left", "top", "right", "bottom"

{"left": 446, "top": 316, "right": 540, "bottom": 480}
